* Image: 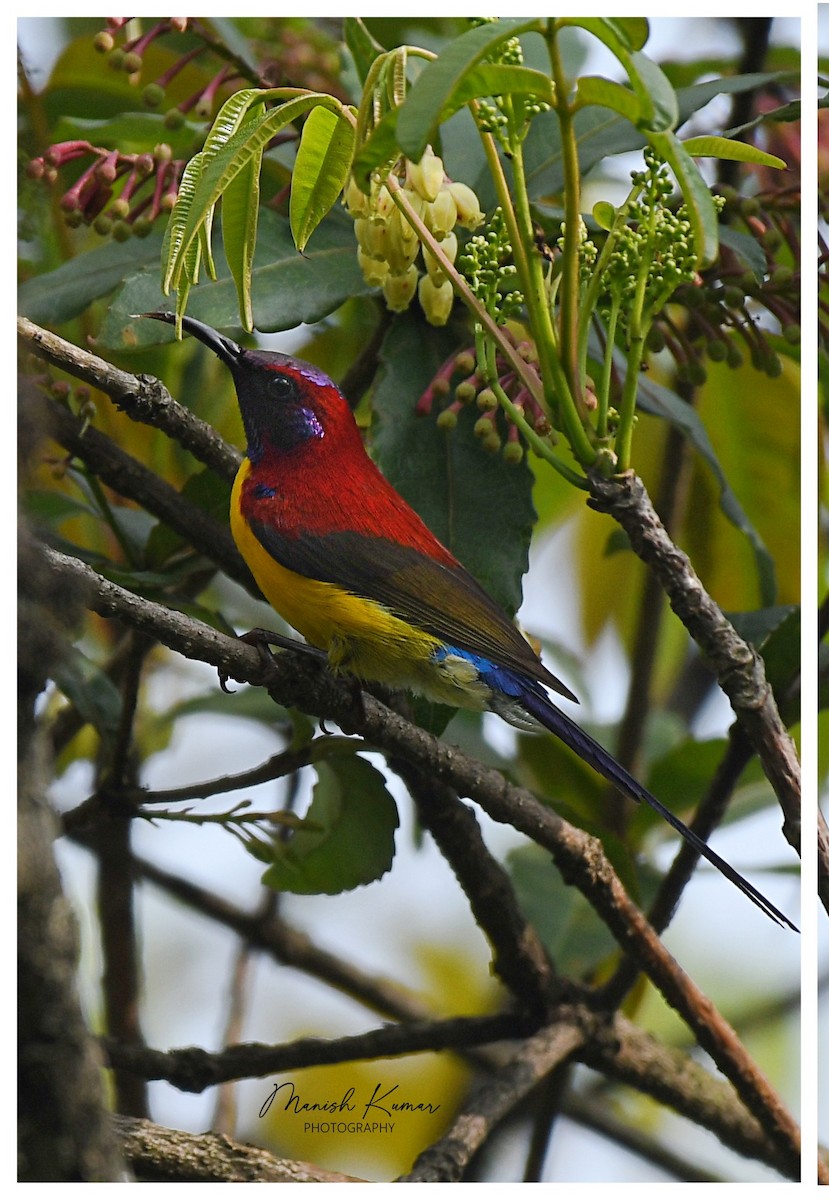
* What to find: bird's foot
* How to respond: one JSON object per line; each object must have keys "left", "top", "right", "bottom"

{"left": 219, "top": 627, "right": 326, "bottom": 692}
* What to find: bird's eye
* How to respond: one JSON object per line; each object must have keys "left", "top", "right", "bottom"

{"left": 269, "top": 374, "right": 295, "bottom": 400}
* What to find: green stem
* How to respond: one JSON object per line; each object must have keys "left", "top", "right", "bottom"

{"left": 615, "top": 336, "right": 645, "bottom": 472}
{"left": 490, "top": 378, "right": 587, "bottom": 488}
{"left": 387, "top": 177, "right": 544, "bottom": 408}
{"left": 472, "top": 100, "right": 595, "bottom": 469}
{"left": 597, "top": 300, "right": 620, "bottom": 441}
{"left": 547, "top": 24, "right": 584, "bottom": 408}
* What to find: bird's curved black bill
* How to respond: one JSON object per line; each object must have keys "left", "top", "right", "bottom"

{"left": 141, "top": 311, "right": 245, "bottom": 369}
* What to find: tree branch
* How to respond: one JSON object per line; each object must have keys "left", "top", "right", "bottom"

{"left": 113, "top": 1115, "right": 363, "bottom": 1183}
{"left": 18, "top": 315, "right": 239, "bottom": 480}
{"left": 40, "top": 542, "right": 802, "bottom": 1179}
{"left": 587, "top": 469, "right": 800, "bottom": 855}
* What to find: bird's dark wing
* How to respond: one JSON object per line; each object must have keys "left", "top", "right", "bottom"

{"left": 248, "top": 520, "right": 577, "bottom": 702}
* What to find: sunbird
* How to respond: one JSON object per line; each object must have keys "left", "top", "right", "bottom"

{"left": 146, "top": 312, "right": 794, "bottom": 930}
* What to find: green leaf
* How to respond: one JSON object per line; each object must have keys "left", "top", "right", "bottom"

{"left": 628, "top": 50, "right": 678, "bottom": 132}
{"left": 344, "top": 16, "right": 386, "bottom": 84}
{"left": 52, "top": 648, "right": 123, "bottom": 737}
{"left": 592, "top": 201, "right": 617, "bottom": 233}
{"left": 634, "top": 368, "right": 777, "bottom": 606}
{"left": 101, "top": 208, "right": 372, "bottom": 348}
{"left": 682, "top": 134, "right": 786, "bottom": 170}
{"left": 507, "top": 844, "right": 620, "bottom": 974}
{"left": 18, "top": 231, "right": 165, "bottom": 326}
{"left": 647, "top": 128, "right": 719, "bottom": 267}
{"left": 717, "top": 226, "right": 768, "bottom": 280}
{"left": 372, "top": 313, "right": 536, "bottom": 617}
{"left": 351, "top": 106, "right": 401, "bottom": 191}
{"left": 290, "top": 105, "right": 355, "bottom": 252}
{"left": 574, "top": 76, "right": 641, "bottom": 124}
{"left": 395, "top": 17, "right": 541, "bottom": 160}
{"left": 221, "top": 100, "right": 266, "bottom": 334}
{"left": 261, "top": 755, "right": 398, "bottom": 894}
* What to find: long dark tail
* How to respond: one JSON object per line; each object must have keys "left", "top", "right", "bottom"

{"left": 518, "top": 686, "right": 797, "bottom": 931}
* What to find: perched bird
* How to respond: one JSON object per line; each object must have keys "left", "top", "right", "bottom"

{"left": 145, "top": 312, "right": 795, "bottom": 930}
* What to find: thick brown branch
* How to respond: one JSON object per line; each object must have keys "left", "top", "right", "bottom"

{"left": 113, "top": 1115, "right": 362, "bottom": 1183}
{"left": 18, "top": 315, "right": 239, "bottom": 481}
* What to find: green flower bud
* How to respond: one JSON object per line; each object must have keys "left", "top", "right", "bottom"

{"left": 343, "top": 175, "right": 369, "bottom": 218}
{"left": 454, "top": 350, "right": 476, "bottom": 375}
{"left": 406, "top": 147, "right": 445, "bottom": 203}
{"left": 418, "top": 274, "right": 454, "bottom": 326}
{"left": 448, "top": 181, "right": 484, "bottom": 230}
{"left": 474, "top": 415, "right": 494, "bottom": 438}
{"left": 423, "top": 231, "right": 458, "bottom": 284}
{"left": 503, "top": 439, "right": 524, "bottom": 464}
{"left": 482, "top": 431, "right": 502, "bottom": 454}
{"left": 142, "top": 82, "right": 165, "bottom": 108}
{"left": 476, "top": 387, "right": 497, "bottom": 411}
{"left": 436, "top": 407, "right": 458, "bottom": 431}
{"left": 385, "top": 209, "right": 420, "bottom": 274}
{"left": 357, "top": 249, "right": 389, "bottom": 287}
{"left": 424, "top": 189, "right": 458, "bottom": 240}
{"left": 382, "top": 265, "right": 419, "bottom": 312}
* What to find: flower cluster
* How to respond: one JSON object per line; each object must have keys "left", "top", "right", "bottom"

{"left": 344, "top": 146, "right": 484, "bottom": 326}
{"left": 26, "top": 140, "right": 183, "bottom": 239}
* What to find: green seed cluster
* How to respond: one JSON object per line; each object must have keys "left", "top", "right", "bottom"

{"left": 593, "top": 150, "right": 706, "bottom": 335}
{"left": 344, "top": 147, "right": 485, "bottom": 326}
{"left": 458, "top": 207, "right": 524, "bottom": 324}
{"left": 468, "top": 17, "right": 549, "bottom": 150}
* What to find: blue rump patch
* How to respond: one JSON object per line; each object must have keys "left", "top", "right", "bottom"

{"left": 432, "top": 644, "right": 526, "bottom": 698}
{"left": 252, "top": 483, "right": 278, "bottom": 499}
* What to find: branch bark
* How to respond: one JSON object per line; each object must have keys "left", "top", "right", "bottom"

{"left": 587, "top": 470, "right": 801, "bottom": 856}
{"left": 40, "top": 542, "right": 802, "bottom": 1180}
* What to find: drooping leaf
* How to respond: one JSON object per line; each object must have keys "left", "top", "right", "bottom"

{"left": 261, "top": 755, "right": 399, "bottom": 894}
{"left": 100, "top": 207, "right": 372, "bottom": 348}
{"left": 290, "top": 104, "right": 356, "bottom": 252}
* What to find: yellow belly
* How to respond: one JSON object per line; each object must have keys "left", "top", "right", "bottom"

{"left": 230, "top": 462, "right": 485, "bottom": 706}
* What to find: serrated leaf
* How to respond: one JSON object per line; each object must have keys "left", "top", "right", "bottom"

{"left": 290, "top": 105, "right": 355, "bottom": 252}
{"left": 682, "top": 134, "right": 786, "bottom": 170}
{"left": 102, "top": 208, "right": 372, "bottom": 348}
{"left": 395, "top": 17, "right": 541, "bottom": 160}
{"left": 261, "top": 755, "right": 398, "bottom": 894}
{"left": 165, "top": 92, "right": 349, "bottom": 320}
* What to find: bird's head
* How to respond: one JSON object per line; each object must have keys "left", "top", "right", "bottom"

{"left": 143, "top": 312, "right": 356, "bottom": 462}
